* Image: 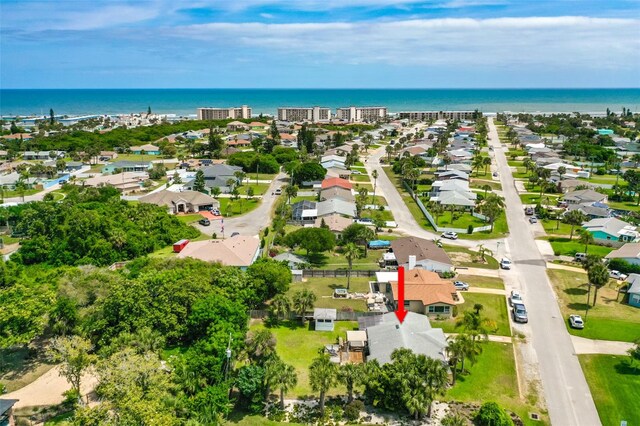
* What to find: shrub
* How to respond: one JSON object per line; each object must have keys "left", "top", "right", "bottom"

{"left": 344, "top": 400, "right": 364, "bottom": 422}
{"left": 467, "top": 224, "right": 473, "bottom": 234}
{"left": 475, "top": 402, "right": 514, "bottom": 426}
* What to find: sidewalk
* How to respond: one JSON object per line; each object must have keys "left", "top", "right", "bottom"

{"left": 571, "top": 335, "right": 634, "bottom": 355}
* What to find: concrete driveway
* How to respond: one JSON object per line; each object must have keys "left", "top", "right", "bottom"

{"left": 488, "top": 118, "right": 601, "bottom": 426}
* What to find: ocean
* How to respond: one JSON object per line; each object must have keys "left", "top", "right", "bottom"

{"left": 1, "top": 88, "right": 639, "bottom": 117}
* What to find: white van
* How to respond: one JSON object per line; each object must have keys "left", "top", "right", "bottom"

{"left": 574, "top": 252, "right": 587, "bottom": 262}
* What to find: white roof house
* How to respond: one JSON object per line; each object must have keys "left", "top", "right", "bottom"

{"left": 582, "top": 217, "right": 640, "bottom": 243}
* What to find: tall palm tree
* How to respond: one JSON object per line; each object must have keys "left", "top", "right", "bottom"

{"left": 403, "top": 384, "right": 429, "bottom": 420}
{"left": 578, "top": 228, "right": 595, "bottom": 253}
{"left": 371, "top": 169, "right": 379, "bottom": 204}
{"left": 343, "top": 243, "right": 360, "bottom": 290}
{"left": 263, "top": 355, "right": 283, "bottom": 400}
{"left": 309, "top": 354, "right": 337, "bottom": 415}
{"left": 276, "top": 362, "right": 298, "bottom": 410}
{"left": 337, "top": 363, "right": 364, "bottom": 403}
{"left": 477, "top": 244, "right": 493, "bottom": 262}
{"left": 482, "top": 156, "right": 492, "bottom": 175}
{"left": 423, "top": 356, "right": 449, "bottom": 417}
{"left": 472, "top": 155, "right": 484, "bottom": 176}
{"left": 481, "top": 184, "right": 492, "bottom": 198}
{"left": 270, "top": 294, "right": 291, "bottom": 321}
{"left": 587, "top": 261, "right": 609, "bottom": 306}
{"left": 284, "top": 184, "right": 298, "bottom": 204}
{"left": 244, "top": 329, "right": 276, "bottom": 364}
{"left": 446, "top": 335, "right": 464, "bottom": 385}
{"left": 292, "top": 289, "right": 316, "bottom": 324}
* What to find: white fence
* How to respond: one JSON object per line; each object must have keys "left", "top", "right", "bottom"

{"left": 403, "top": 181, "right": 492, "bottom": 234}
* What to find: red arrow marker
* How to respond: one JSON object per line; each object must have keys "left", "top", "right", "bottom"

{"left": 395, "top": 266, "right": 408, "bottom": 324}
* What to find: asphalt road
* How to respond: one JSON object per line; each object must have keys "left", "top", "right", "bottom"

{"left": 364, "top": 142, "right": 502, "bottom": 249}
{"left": 195, "top": 172, "right": 287, "bottom": 237}
{"left": 488, "top": 117, "right": 601, "bottom": 426}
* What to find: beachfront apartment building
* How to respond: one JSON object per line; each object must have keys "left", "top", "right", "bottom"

{"left": 277, "top": 106, "right": 331, "bottom": 122}
{"left": 336, "top": 106, "right": 387, "bottom": 123}
{"left": 398, "top": 111, "right": 478, "bottom": 121}
{"left": 197, "top": 105, "right": 252, "bottom": 120}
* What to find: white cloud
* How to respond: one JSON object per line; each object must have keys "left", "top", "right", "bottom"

{"left": 170, "top": 16, "right": 640, "bottom": 71}
{"left": 260, "top": 13, "right": 275, "bottom": 19}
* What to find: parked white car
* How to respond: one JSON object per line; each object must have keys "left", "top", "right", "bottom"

{"left": 500, "top": 258, "right": 512, "bottom": 270}
{"left": 508, "top": 290, "right": 523, "bottom": 306}
{"left": 441, "top": 231, "right": 458, "bottom": 240}
{"left": 609, "top": 270, "right": 628, "bottom": 280}
{"left": 569, "top": 314, "right": 585, "bottom": 329}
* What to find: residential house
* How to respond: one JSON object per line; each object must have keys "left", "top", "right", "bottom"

{"left": 558, "top": 179, "right": 588, "bottom": 193}
{"left": 102, "top": 160, "right": 152, "bottom": 174}
{"left": 429, "top": 180, "right": 477, "bottom": 208}
{"left": 0, "top": 172, "right": 38, "bottom": 190}
{"left": 438, "top": 163, "right": 472, "bottom": 174}
{"left": 315, "top": 214, "right": 353, "bottom": 235}
{"left": 582, "top": 217, "right": 640, "bottom": 243}
{"left": 313, "top": 308, "right": 337, "bottom": 331}
{"left": 363, "top": 311, "right": 447, "bottom": 364}
{"left": 567, "top": 202, "right": 610, "bottom": 219}
{"left": 139, "top": 189, "right": 219, "bottom": 214}
{"left": 80, "top": 172, "right": 147, "bottom": 194}
{"left": 447, "top": 149, "right": 474, "bottom": 164}
{"left": 605, "top": 243, "right": 640, "bottom": 265}
{"left": 65, "top": 161, "right": 84, "bottom": 172}
{"left": 385, "top": 236, "right": 454, "bottom": 273}
{"left": 325, "top": 167, "right": 352, "bottom": 180}
{"left": 624, "top": 274, "right": 640, "bottom": 308}
{"left": 176, "top": 236, "right": 261, "bottom": 269}
{"left": 185, "top": 164, "right": 243, "bottom": 193}
{"left": 99, "top": 151, "right": 118, "bottom": 160}
{"left": 249, "top": 122, "right": 269, "bottom": 131}
{"left": 291, "top": 200, "right": 318, "bottom": 222}
{"left": 321, "top": 177, "right": 352, "bottom": 191}
{"left": 317, "top": 199, "right": 357, "bottom": 218}
{"left": 226, "top": 121, "right": 250, "bottom": 132}
{"left": 319, "top": 186, "right": 355, "bottom": 203}
{"left": 435, "top": 170, "right": 469, "bottom": 181}
{"left": 320, "top": 155, "right": 347, "bottom": 170}
{"left": 563, "top": 189, "right": 607, "bottom": 205}
{"left": 129, "top": 144, "right": 160, "bottom": 155}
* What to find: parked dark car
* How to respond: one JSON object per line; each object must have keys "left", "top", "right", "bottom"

{"left": 199, "top": 218, "right": 210, "bottom": 226}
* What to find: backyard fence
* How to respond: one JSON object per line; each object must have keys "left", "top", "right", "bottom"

{"left": 403, "top": 181, "right": 492, "bottom": 234}
{"left": 301, "top": 269, "right": 378, "bottom": 278}
{"left": 249, "top": 309, "right": 383, "bottom": 321}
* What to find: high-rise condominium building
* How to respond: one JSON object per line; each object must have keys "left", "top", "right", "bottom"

{"left": 397, "top": 111, "right": 478, "bottom": 121}
{"left": 197, "top": 105, "right": 252, "bottom": 120}
{"left": 277, "top": 106, "right": 331, "bottom": 122}
{"left": 336, "top": 106, "right": 387, "bottom": 123}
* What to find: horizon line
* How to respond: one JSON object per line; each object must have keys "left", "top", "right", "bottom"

{"left": 2, "top": 87, "right": 639, "bottom": 91}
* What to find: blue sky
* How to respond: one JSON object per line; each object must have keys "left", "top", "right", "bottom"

{"left": 1, "top": 0, "right": 639, "bottom": 88}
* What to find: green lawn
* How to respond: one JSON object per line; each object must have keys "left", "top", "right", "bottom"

{"left": 444, "top": 246, "right": 499, "bottom": 270}
{"left": 432, "top": 293, "right": 511, "bottom": 337}
{"left": 285, "top": 276, "right": 371, "bottom": 312}
{"left": 470, "top": 180, "right": 502, "bottom": 191}
{"left": 547, "top": 269, "right": 640, "bottom": 342}
{"left": 540, "top": 219, "right": 575, "bottom": 237}
{"left": 238, "top": 182, "right": 270, "bottom": 196}
{"left": 446, "top": 342, "right": 547, "bottom": 426}
{"left": 606, "top": 199, "right": 640, "bottom": 213}
{"left": 226, "top": 412, "right": 303, "bottom": 426}
{"left": 289, "top": 195, "right": 317, "bottom": 204}
{"left": 218, "top": 197, "right": 261, "bottom": 217}
{"left": 457, "top": 275, "right": 505, "bottom": 290}
{"left": 294, "top": 247, "right": 381, "bottom": 271}
{"left": 547, "top": 237, "right": 614, "bottom": 257}
{"left": 246, "top": 173, "right": 277, "bottom": 181}
{"left": 360, "top": 208, "right": 394, "bottom": 222}
{"left": 579, "top": 355, "right": 640, "bottom": 426}
{"left": 250, "top": 320, "right": 358, "bottom": 397}
{"left": 2, "top": 188, "right": 40, "bottom": 198}
{"left": 579, "top": 175, "right": 620, "bottom": 185}
{"left": 351, "top": 174, "right": 371, "bottom": 183}
{"left": 519, "top": 193, "right": 560, "bottom": 206}
{"left": 176, "top": 213, "right": 202, "bottom": 224}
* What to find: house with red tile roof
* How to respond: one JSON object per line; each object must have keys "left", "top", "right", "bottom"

{"left": 320, "top": 177, "right": 352, "bottom": 191}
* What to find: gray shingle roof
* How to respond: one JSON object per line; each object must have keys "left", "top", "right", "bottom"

{"left": 365, "top": 312, "right": 447, "bottom": 365}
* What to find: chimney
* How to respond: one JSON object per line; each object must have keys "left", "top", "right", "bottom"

{"left": 408, "top": 255, "right": 416, "bottom": 270}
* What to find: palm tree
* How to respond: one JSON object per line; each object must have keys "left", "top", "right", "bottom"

{"left": 460, "top": 332, "right": 483, "bottom": 371}
{"left": 482, "top": 156, "right": 492, "bottom": 175}
{"left": 587, "top": 261, "right": 609, "bottom": 306}
{"left": 234, "top": 170, "right": 246, "bottom": 186}
{"left": 446, "top": 335, "right": 464, "bottom": 385}
{"left": 404, "top": 384, "right": 429, "bottom": 420}
{"left": 477, "top": 244, "right": 493, "bottom": 262}
{"left": 473, "top": 303, "right": 484, "bottom": 315}
{"left": 284, "top": 184, "right": 298, "bottom": 204}
{"left": 423, "top": 356, "right": 449, "bottom": 417}
{"left": 292, "top": 289, "right": 316, "bottom": 324}
{"left": 309, "top": 354, "right": 337, "bottom": 415}
{"left": 564, "top": 210, "right": 587, "bottom": 240}
{"left": 276, "top": 362, "right": 298, "bottom": 410}
{"left": 578, "top": 229, "right": 595, "bottom": 253}
{"left": 632, "top": 153, "right": 640, "bottom": 168}
{"left": 337, "top": 363, "right": 364, "bottom": 403}
{"left": 385, "top": 144, "right": 393, "bottom": 162}
{"left": 343, "top": 242, "right": 360, "bottom": 290}
{"left": 456, "top": 311, "right": 489, "bottom": 341}
{"left": 481, "top": 184, "right": 492, "bottom": 198}
{"left": 263, "top": 355, "right": 283, "bottom": 400}
{"left": 472, "top": 155, "right": 484, "bottom": 176}
{"left": 270, "top": 294, "right": 291, "bottom": 321}
{"left": 244, "top": 329, "right": 276, "bottom": 364}
{"left": 428, "top": 201, "right": 445, "bottom": 225}
{"left": 371, "top": 169, "right": 379, "bottom": 204}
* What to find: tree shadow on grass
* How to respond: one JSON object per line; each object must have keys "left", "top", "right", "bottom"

{"left": 567, "top": 302, "right": 590, "bottom": 311}
{"left": 564, "top": 287, "right": 588, "bottom": 296}
{"left": 306, "top": 252, "right": 329, "bottom": 267}
{"left": 614, "top": 360, "right": 640, "bottom": 376}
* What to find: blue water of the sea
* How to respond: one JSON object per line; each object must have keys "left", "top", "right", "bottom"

{"left": 1, "top": 88, "right": 638, "bottom": 117}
